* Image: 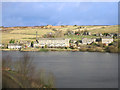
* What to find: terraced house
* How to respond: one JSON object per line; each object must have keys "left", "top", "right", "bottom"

{"left": 34, "top": 38, "right": 70, "bottom": 48}
{"left": 81, "top": 38, "right": 96, "bottom": 45}
{"left": 8, "top": 44, "right": 22, "bottom": 49}
{"left": 101, "top": 37, "right": 113, "bottom": 45}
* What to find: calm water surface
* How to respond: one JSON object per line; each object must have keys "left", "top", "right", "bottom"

{"left": 2, "top": 51, "right": 118, "bottom": 88}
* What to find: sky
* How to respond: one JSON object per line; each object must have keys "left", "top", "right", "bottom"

{"left": 2, "top": 2, "right": 118, "bottom": 27}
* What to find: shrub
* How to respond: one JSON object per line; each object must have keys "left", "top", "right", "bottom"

{"left": 87, "top": 48, "right": 96, "bottom": 52}
{"left": 9, "top": 39, "right": 15, "bottom": 43}
{"left": 109, "top": 42, "right": 114, "bottom": 46}
{"left": 92, "top": 43, "right": 98, "bottom": 46}
{"left": 45, "top": 45, "right": 47, "bottom": 48}
{"left": 105, "top": 46, "right": 118, "bottom": 53}
{"left": 65, "top": 47, "right": 67, "bottom": 49}
{"left": 97, "top": 42, "right": 103, "bottom": 47}
{"left": 39, "top": 48, "right": 49, "bottom": 52}
{"left": 2, "top": 54, "right": 55, "bottom": 88}
{"left": 79, "top": 47, "right": 87, "bottom": 52}
{"left": 74, "top": 25, "right": 77, "bottom": 26}
{"left": 31, "top": 41, "right": 34, "bottom": 47}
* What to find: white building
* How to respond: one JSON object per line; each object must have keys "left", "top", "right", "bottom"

{"left": 82, "top": 38, "right": 96, "bottom": 45}
{"left": 0, "top": 44, "right": 2, "bottom": 47}
{"left": 34, "top": 38, "right": 70, "bottom": 48}
{"left": 0, "top": 44, "right": 4, "bottom": 48}
{"left": 8, "top": 44, "right": 22, "bottom": 49}
{"left": 102, "top": 37, "right": 113, "bottom": 44}
{"left": 19, "top": 40, "right": 31, "bottom": 48}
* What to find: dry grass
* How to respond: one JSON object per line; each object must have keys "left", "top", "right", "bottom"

{"left": 54, "top": 25, "right": 118, "bottom": 34}
{"left": 2, "top": 28, "right": 55, "bottom": 44}
{"left": 2, "top": 33, "right": 36, "bottom": 44}
{"left": 10, "top": 28, "right": 55, "bottom": 36}
{"left": 87, "top": 25, "right": 118, "bottom": 34}
{"left": 1, "top": 25, "right": 118, "bottom": 44}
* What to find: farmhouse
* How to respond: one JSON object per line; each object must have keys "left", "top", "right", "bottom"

{"left": 34, "top": 38, "right": 70, "bottom": 48}
{"left": 8, "top": 44, "right": 22, "bottom": 49}
{"left": 82, "top": 38, "right": 96, "bottom": 45}
{"left": 101, "top": 37, "right": 113, "bottom": 45}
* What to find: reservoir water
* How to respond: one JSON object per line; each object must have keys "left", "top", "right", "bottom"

{"left": 2, "top": 51, "right": 118, "bottom": 88}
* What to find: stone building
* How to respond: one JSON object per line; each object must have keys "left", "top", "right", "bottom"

{"left": 34, "top": 38, "right": 70, "bottom": 48}
{"left": 101, "top": 37, "right": 113, "bottom": 45}
{"left": 82, "top": 38, "right": 96, "bottom": 45}
{"left": 8, "top": 44, "right": 22, "bottom": 49}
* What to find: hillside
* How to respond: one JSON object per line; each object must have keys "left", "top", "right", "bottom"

{"left": 1, "top": 25, "right": 118, "bottom": 44}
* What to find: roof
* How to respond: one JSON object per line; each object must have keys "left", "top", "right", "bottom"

{"left": 38, "top": 38, "right": 70, "bottom": 40}
{"left": 102, "top": 37, "right": 113, "bottom": 39}
{"left": 8, "top": 43, "right": 22, "bottom": 46}
{"left": 82, "top": 38, "right": 96, "bottom": 40}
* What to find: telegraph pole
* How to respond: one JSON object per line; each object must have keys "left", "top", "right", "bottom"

{"left": 36, "top": 31, "right": 38, "bottom": 40}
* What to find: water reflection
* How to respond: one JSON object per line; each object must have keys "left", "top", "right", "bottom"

{"left": 2, "top": 51, "right": 118, "bottom": 88}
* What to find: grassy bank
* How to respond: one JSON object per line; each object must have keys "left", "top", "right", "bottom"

{"left": 2, "top": 54, "right": 55, "bottom": 88}
{"left": 39, "top": 48, "right": 49, "bottom": 52}
{"left": 1, "top": 47, "right": 119, "bottom": 53}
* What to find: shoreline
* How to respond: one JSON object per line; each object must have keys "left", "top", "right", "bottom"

{"left": 0, "top": 48, "right": 118, "bottom": 53}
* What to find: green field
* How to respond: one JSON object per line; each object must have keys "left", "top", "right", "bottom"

{"left": 65, "top": 35, "right": 98, "bottom": 40}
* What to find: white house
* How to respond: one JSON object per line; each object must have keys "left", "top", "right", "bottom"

{"left": 0, "top": 44, "right": 2, "bottom": 47}
{"left": 0, "top": 44, "right": 4, "bottom": 48}
{"left": 102, "top": 37, "right": 113, "bottom": 44}
{"left": 34, "top": 38, "right": 70, "bottom": 48}
{"left": 82, "top": 38, "right": 96, "bottom": 45}
{"left": 8, "top": 44, "right": 22, "bottom": 49}
{"left": 19, "top": 40, "right": 31, "bottom": 48}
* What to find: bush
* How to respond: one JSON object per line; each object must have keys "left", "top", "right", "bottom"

{"left": 45, "top": 45, "right": 47, "bottom": 48}
{"left": 87, "top": 48, "right": 96, "bottom": 52}
{"left": 105, "top": 46, "right": 118, "bottom": 53}
{"left": 9, "top": 39, "right": 15, "bottom": 43}
{"left": 31, "top": 41, "right": 34, "bottom": 47}
{"left": 65, "top": 47, "right": 67, "bottom": 49}
{"left": 92, "top": 43, "right": 98, "bottom": 46}
{"left": 109, "top": 42, "right": 114, "bottom": 46}
{"left": 74, "top": 25, "right": 77, "bottom": 26}
{"left": 2, "top": 54, "right": 55, "bottom": 88}
{"left": 79, "top": 47, "right": 87, "bottom": 52}
{"left": 39, "top": 48, "right": 49, "bottom": 52}
{"left": 98, "top": 42, "right": 103, "bottom": 47}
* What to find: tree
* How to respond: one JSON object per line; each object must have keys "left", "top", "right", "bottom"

{"left": 31, "top": 41, "right": 34, "bottom": 47}
{"left": 43, "top": 32, "right": 55, "bottom": 38}
{"left": 65, "top": 30, "right": 74, "bottom": 35}
{"left": 74, "top": 25, "right": 77, "bottom": 26}
{"left": 45, "top": 45, "right": 47, "bottom": 48}
{"left": 103, "top": 33, "right": 109, "bottom": 36}
{"left": 109, "top": 42, "right": 114, "bottom": 46}
{"left": 9, "top": 39, "right": 15, "bottom": 43}
{"left": 17, "top": 54, "right": 35, "bottom": 77}
{"left": 61, "top": 25, "right": 64, "bottom": 27}
{"left": 98, "top": 42, "right": 103, "bottom": 47}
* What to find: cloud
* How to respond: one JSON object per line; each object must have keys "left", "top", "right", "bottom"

{"left": 57, "top": 3, "right": 65, "bottom": 11}
{"left": 2, "top": 0, "right": 119, "bottom": 2}
{"left": 2, "top": 2, "right": 118, "bottom": 27}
